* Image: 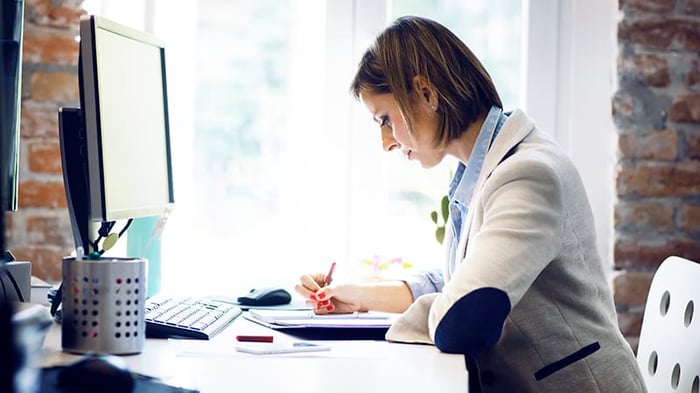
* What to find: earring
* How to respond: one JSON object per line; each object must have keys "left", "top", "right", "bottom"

{"left": 431, "top": 105, "right": 437, "bottom": 111}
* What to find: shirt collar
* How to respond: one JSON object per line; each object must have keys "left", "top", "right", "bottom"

{"left": 447, "top": 106, "right": 506, "bottom": 204}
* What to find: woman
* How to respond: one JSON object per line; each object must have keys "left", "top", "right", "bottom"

{"left": 296, "top": 16, "right": 646, "bottom": 392}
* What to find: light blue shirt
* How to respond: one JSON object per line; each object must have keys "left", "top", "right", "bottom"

{"left": 403, "top": 106, "right": 508, "bottom": 299}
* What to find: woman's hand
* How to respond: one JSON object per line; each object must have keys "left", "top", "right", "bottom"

{"left": 294, "top": 273, "right": 364, "bottom": 314}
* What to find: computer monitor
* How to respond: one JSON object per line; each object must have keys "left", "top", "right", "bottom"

{"left": 1, "top": 2, "right": 24, "bottom": 390}
{"left": 59, "top": 15, "right": 174, "bottom": 253}
{"left": 1, "top": 0, "right": 23, "bottom": 263}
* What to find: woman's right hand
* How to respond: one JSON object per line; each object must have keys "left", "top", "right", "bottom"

{"left": 294, "top": 273, "right": 364, "bottom": 314}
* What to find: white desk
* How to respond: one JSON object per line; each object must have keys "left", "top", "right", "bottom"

{"left": 40, "top": 312, "right": 468, "bottom": 393}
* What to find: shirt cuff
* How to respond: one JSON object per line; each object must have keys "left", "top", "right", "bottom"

{"left": 400, "top": 269, "right": 444, "bottom": 300}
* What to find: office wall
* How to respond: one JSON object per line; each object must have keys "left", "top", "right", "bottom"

{"left": 612, "top": 0, "right": 700, "bottom": 350}
{"left": 4, "top": 0, "right": 82, "bottom": 282}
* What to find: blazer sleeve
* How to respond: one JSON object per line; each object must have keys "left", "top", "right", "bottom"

{"left": 430, "top": 155, "right": 565, "bottom": 354}
{"left": 387, "top": 154, "right": 566, "bottom": 354}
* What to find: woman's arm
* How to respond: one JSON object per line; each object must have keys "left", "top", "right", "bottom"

{"left": 296, "top": 275, "right": 414, "bottom": 314}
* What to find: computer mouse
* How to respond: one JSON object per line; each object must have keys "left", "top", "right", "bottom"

{"left": 237, "top": 287, "right": 292, "bottom": 306}
{"left": 56, "top": 353, "right": 134, "bottom": 393}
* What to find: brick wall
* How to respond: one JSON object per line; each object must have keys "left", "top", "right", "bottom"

{"left": 5, "top": 0, "right": 84, "bottom": 282}
{"left": 613, "top": 0, "right": 700, "bottom": 350}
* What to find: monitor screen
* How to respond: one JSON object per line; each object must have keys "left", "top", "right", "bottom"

{"left": 80, "top": 15, "right": 174, "bottom": 222}
{"left": 0, "top": 0, "right": 22, "bottom": 215}
{"left": 1, "top": 0, "right": 24, "bottom": 264}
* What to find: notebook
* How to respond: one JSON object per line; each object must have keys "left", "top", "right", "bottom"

{"left": 244, "top": 309, "right": 399, "bottom": 340}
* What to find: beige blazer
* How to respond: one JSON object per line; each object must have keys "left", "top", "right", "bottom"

{"left": 386, "top": 110, "right": 647, "bottom": 392}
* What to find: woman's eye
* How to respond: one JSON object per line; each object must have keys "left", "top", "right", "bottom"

{"left": 379, "top": 116, "right": 390, "bottom": 128}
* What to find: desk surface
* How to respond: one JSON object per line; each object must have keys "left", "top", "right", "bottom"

{"left": 40, "top": 311, "right": 468, "bottom": 393}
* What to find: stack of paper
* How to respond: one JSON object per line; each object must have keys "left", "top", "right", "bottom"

{"left": 248, "top": 309, "right": 397, "bottom": 327}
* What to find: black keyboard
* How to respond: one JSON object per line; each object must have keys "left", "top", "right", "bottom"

{"left": 144, "top": 294, "right": 242, "bottom": 339}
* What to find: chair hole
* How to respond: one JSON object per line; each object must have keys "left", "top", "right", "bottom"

{"left": 685, "top": 300, "right": 694, "bottom": 327}
{"left": 648, "top": 351, "right": 658, "bottom": 376}
{"left": 692, "top": 376, "right": 699, "bottom": 393}
{"left": 671, "top": 363, "right": 681, "bottom": 390}
{"left": 660, "top": 291, "right": 671, "bottom": 316}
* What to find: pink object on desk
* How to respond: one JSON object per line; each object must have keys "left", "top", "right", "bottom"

{"left": 236, "top": 335, "right": 274, "bottom": 343}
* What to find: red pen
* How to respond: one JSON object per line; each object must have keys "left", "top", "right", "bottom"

{"left": 236, "top": 335, "right": 274, "bottom": 343}
{"left": 325, "top": 261, "right": 337, "bottom": 286}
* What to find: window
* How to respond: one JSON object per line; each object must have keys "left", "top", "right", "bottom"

{"left": 82, "top": 0, "right": 522, "bottom": 295}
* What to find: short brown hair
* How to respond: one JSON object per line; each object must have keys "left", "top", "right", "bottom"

{"left": 350, "top": 16, "right": 502, "bottom": 148}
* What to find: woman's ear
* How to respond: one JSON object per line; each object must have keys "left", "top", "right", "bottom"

{"left": 412, "top": 75, "right": 438, "bottom": 112}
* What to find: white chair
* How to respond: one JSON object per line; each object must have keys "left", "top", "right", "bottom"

{"left": 636, "top": 256, "right": 700, "bottom": 393}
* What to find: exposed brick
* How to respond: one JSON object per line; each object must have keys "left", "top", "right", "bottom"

{"left": 619, "top": 19, "right": 674, "bottom": 50}
{"left": 28, "top": 72, "right": 79, "bottom": 103}
{"left": 618, "top": 18, "right": 700, "bottom": 51}
{"left": 687, "top": 0, "right": 700, "bottom": 14}
{"left": 612, "top": 92, "right": 635, "bottom": 119}
{"left": 617, "top": 129, "right": 677, "bottom": 159}
{"left": 614, "top": 239, "right": 700, "bottom": 270}
{"left": 612, "top": 80, "right": 669, "bottom": 130}
{"left": 26, "top": 216, "right": 73, "bottom": 247}
{"left": 623, "top": 0, "right": 676, "bottom": 13}
{"left": 669, "top": 93, "right": 700, "bottom": 123}
{"left": 619, "top": 54, "right": 671, "bottom": 87}
{"left": 23, "top": 26, "right": 80, "bottom": 65}
{"left": 688, "top": 132, "right": 700, "bottom": 158}
{"left": 4, "top": 213, "right": 14, "bottom": 242}
{"left": 676, "top": 19, "right": 700, "bottom": 51}
{"left": 614, "top": 201, "right": 674, "bottom": 232}
{"left": 681, "top": 203, "right": 700, "bottom": 231}
{"left": 20, "top": 103, "right": 60, "bottom": 138}
{"left": 617, "top": 308, "right": 644, "bottom": 336}
{"left": 18, "top": 179, "right": 67, "bottom": 208}
{"left": 25, "top": 0, "right": 85, "bottom": 29}
{"left": 616, "top": 161, "right": 700, "bottom": 197}
{"left": 10, "top": 0, "right": 82, "bottom": 288}
{"left": 27, "top": 141, "right": 63, "bottom": 174}
{"left": 613, "top": 271, "right": 654, "bottom": 305}
{"left": 9, "top": 245, "right": 67, "bottom": 283}
{"left": 635, "top": 54, "right": 671, "bottom": 87}
{"left": 690, "top": 58, "right": 700, "bottom": 87}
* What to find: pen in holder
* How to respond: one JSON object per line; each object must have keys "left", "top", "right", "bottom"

{"left": 61, "top": 256, "right": 147, "bottom": 355}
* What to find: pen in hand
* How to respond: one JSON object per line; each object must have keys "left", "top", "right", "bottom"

{"left": 324, "top": 261, "right": 336, "bottom": 287}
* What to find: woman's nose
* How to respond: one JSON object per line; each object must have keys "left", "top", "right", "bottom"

{"left": 382, "top": 129, "right": 399, "bottom": 152}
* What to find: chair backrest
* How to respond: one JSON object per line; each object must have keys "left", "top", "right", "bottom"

{"left": 636, "top": 256, "right": 700, "bottom": 393}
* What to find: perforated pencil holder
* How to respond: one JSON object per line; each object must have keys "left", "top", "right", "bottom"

{"left": 61, "top": 256, "right": 147, "bottom": 355}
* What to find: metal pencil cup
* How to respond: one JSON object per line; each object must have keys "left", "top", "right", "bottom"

{"left": 61, "top": 257, "right": 146, "bottom": 355}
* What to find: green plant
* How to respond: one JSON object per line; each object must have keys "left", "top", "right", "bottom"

{"left": 430, "top": 195, "right": 450, "bottom": 245}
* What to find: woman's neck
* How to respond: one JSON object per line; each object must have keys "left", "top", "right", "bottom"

{"left": 447, "top": 111, "right": 487, "bottom": 164}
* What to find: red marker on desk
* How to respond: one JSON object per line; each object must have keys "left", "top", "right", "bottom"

{"left": 236, "top": 335, "right": 274, "bottom": 343}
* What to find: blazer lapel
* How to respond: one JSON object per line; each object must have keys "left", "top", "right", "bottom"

{"left": 453, "top": 109, "right": 537, "bottom": 265}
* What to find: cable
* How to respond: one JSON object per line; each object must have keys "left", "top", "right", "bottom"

{"left": 88, "top": 219, "right": 133, "bottom": 255}
{"left": 50, "top": 283, "right": 62, "bottom": 318}
{"left": 51, "top": 218, "right": 134, "bottom": 319}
